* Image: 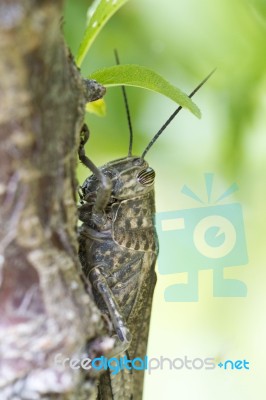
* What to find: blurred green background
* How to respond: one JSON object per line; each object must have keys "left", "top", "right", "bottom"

{"left": 64, "top": 0, "right": 266, "bottom": 398}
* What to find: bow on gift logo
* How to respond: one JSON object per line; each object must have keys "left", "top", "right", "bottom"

{"left": 156, "top": 173, "right": 248, "bottom": 302}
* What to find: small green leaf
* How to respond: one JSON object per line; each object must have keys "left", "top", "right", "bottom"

{"left": 90, "top": 65, "right": 201, "bottom": 117}
{"left": 86, "top": 98, "right": 106, "bottom": 116}
{"left": 76, "top": 0, "right": 129, "bottom": 67}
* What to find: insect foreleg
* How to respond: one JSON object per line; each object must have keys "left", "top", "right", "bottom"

{"left": 89, "top": 266, "right": 132, "bottom": 356}
{"left": 78, "top": 124, "right": 112, "bottom": 227}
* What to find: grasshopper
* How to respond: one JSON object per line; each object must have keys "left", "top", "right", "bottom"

{"left": 78, "top": 72, "right": 213, "bottom": 399}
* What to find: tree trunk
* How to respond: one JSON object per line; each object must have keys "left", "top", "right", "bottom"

{"left": 0, "top": 1, "right": 105, "bottom": 398}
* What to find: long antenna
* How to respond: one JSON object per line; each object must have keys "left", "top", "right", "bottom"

{"left": 141, "top": 69, "right": 216, "bottom": 159}
{"left": 114, "top": 50, "right": 133, "bottom": 156}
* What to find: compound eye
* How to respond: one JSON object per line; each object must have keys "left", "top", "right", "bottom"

{"left": 137, "top": 167, "right": 155, "bottom": 186}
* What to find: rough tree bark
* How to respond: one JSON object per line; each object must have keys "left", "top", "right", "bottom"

{"left": 0, "top": 1, "right": 108, "bottom": 398}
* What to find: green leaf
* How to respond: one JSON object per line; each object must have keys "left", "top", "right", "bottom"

{"left": 76, "top": 0, "right": 129, "bottom": 67}
{"left": 90, "top": 65, "right": 201, "bottom": 117}
{"left": 86, "top": 98, "right": 106, "bottom": 116}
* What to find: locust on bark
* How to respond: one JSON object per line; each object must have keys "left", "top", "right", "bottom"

{"left": 78, "top": 71, "right": 214, "bottom": 399}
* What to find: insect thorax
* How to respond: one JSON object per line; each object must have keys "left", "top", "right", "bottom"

{"left": 79, "top": 156, "right": 158, "bottom": 253}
